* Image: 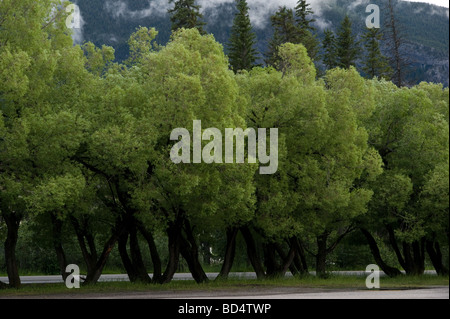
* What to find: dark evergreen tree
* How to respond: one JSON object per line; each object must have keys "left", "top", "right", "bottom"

{"left": 336, "top": 15, "right": 360, "bottom": 69}
{"left": 294, "top": 0, "right": 319, "bottom": 61}
{"left": 265, "top": 7, "right": 299, "bottom": 67}
{"left": 295, "top": 0, "right": 316, "bottom": 32}
{"left": 168, "top": 0, "right": 206, "bottom": 34}
{"left": 322, "top": 29, "right": 338, "bottom": 70}
{"left": 227, "top": 0, "right": 259, "bottom": 73}
{"left": 361, "top": 27, "right": 392, "bottom": 80}
{"left": 384, "top": 0, "right": 410, "bottom": 87}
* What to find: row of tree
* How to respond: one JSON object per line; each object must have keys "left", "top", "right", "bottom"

{"left": 170, "top": 0, "right": 406, "bottom": 86}
{"left": 1, "top": 0, "right": 448, "bottom": 289}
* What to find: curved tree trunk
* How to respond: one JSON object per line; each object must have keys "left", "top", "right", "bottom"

{"left": 360, "top": 228, "right": 402, "bottom": 277}
{"left": 216, "top": 228, "right": 238, "bottom": 281}
{"left": 240, "top": 226, "right": 265, "bottom": 279}
{"left": 159, "top": 221, "right": 182, "bottom": 284}
{"left": 426, "top": 240, "right": 449, "bottom": 276}
{"left": 179, "top": 219, "right": 209, "bottom": 284}
{"left": 136, "top": 222, "right": 162, "bottom": 283}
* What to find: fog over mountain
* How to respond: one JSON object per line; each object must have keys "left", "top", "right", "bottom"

{"left": 72, "top": 0, "right": 449, "bottom": 86}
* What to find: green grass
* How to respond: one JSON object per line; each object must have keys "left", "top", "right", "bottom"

{"left": 0, "top": 274, "right": 448, "bottom": 298}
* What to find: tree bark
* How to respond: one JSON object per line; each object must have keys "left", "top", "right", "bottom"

{"left": 179, "top": 219, "right": 209, "bottom": 284}
{"left": 217, "top": 228, "right": 238, "bottom": 280}
{"left": 360, "top": 228, "right": 402, "bottom": 277}
{"left": 159, "top": 221, "right": 182, "bottom": 284}
{"left": 315, "top": 232, "right": 328, "bottom": 278}
{"left": 426, "top": 240, "right": 449, "bottom": 276}
{"left": 263, "top": 243, "right": 280, "bottom": 277}
{"left": 129, "top": 222, "right": 152, "bottom": 283}
{"left": 291, "top": 237, "right": 309, "bottom": 275}
{"left": 240, "top": 226, "right": 265, "bottom": 279}
{"left": 136, "top": 222, "right": 162, "bottom": 283}
{"left": 3, "top": 212, "right": 21, "bottom": 288}
{"left": 50, "top": 213, "right": 69, "bottom": 282}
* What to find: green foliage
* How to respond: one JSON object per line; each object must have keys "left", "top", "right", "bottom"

{"left": 0, "top": 1, "right": 448, "bottom": 283}
{"left": 361, "top": 28, "right": 392, "bottom": 80}
{"left": 335, "top": 15, "right": 359, "bottom": 69}
{"left": 168, "top": 0, "right": 206, "bottom": 35}
{"left": 227, "top": 0, "right": 258, "bottom": 73}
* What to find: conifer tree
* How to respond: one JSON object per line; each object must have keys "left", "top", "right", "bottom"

{"left": 336, "top": 15, "right": 360, "bottom": 69}
{"left": 322, "top": 29, "right": 338, "bottom": 70}
{"left": 227, "top": 0, "right": 258, "bottom": 73}
{"left": 361, "top": 27, "right": 392, "bottom": 80}
{"left": 295, "top": 0, "right": 316, "bottom": 32}
{"left": 295, "top": 0, "right": 319, "bottom": 61}
{"left": 168, "top": 0, "right": 206, "bottom": 34}
{"left": 265, "top": 7, "right": 299, "bottom": 67}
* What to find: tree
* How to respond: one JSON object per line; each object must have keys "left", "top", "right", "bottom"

{"left": 361, "top": 28, "right": 391, "bottom": 80}
{"left": 384, "top": 0, "right": 409, "bottom": 87}
{"left": 0, "top": 0, "right": 81, "bottom": 289}
{"left": 295, "top": 0, "right": 316, "bottom": 32}
{"left": 266, "top": 4, "right": 318, "bottom": 68}
{"left": 265, "top": 7, "right": 299, "bottom": 67}
{"left": 139, "top": 28, "right": 256, "bottom": 284}
{"left": 363, "top": 80, "right": 449, "bottom": 276}
{"left": 168, "top": 0, "right": 206, "bottom": 35}
{"left": 322, "top": 29, "right": 337, "bottom": 70}
{"left": 335, "top": 15, "right": 359, "bottom": 69}
{"left": 294, "top": 0, "right": 319, "bottom": 61}
{"left": 227, "top": 0, "right": 259, "bottom": 73}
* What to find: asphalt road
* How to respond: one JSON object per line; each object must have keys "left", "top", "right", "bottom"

{"left": 0, "top": 270, "right": 438, "bottom": 284}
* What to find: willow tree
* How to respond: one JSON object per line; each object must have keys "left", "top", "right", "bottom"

{"left": 0, "top": 0, "right": 89, "bottom": 288}
{"left": 138, "top": 28, "right": 256, "bottom": 284}
{"left": 364, "top": 81, "right": 449, "bottom": 275}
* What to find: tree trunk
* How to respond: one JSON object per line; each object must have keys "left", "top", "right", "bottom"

{"left": 315, "top": 232, "right": 328, "bottom": 278}
{"left": 3, "top": 212, "right": 21, "bottom": 288}
{"left": 129, "top": 222, "right": 152, "bottom": 283}
{"left": 426, "top": 240, "right": 449, "bottom": 276}
{"left": 274, "top": 241, "right": 296, "bottom": 276}
{"left": 83, "top": 230, "right": 121, "bottom": 284}
{"left": 137, "top": 222, "right": 162, "bottom": 283}
{"left": 159, "top": 221, "right": 182, "bottom": 284}
{"left": 70, "top": 215, "right": 96, "bottom": 276}
{"left": 263, "top": 243, "right": 280, "bottom": 277}
{"left": 118, "top": 231, "right": 138, "bottom": 282}
{"left": 240, "top": 226, "right": 265, "bottom": 279}
{"left": 179, "top": 219, "right": 209, "bottom": 284}
{"left": 291, "top": 237, "right": 309, "bottom": 275}
{"left": 360, "top": 228, "right": 402, "bottom": 277}
{"left": 50, "top": 213, "right": 69, "bottom": 282}
{"left": 217, "top": 228, "right": 238, "bottom": 280}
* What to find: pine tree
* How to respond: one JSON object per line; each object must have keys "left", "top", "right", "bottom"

{"left": 322, "top": 29, "right": 337, "bottom": 70}
{"left": 384, "top": 0, "right": 410, "bottom": 87}
{"left": 361, "top": 28, "right": 391, "bottom": 80}
{"left": 295, "top": 0, "right": 316, "bottom": 32}
{"left": 227, "top": 0, "right": 259, "bottom": 73}
{"left": 168, "top": 0, "right": 206, "bottom": 35}
{"left": 294, "top": 0, "right": 319, "bottom": 61}
{"left": 265, "top": 7, "right": 299, "bottom": 67}
{"left": 335, "top": 15, "right": 359, "bottom": 69}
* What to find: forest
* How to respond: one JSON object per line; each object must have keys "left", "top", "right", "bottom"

{"left": 0, "top": 0, "right": 448, "bottom": 288}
